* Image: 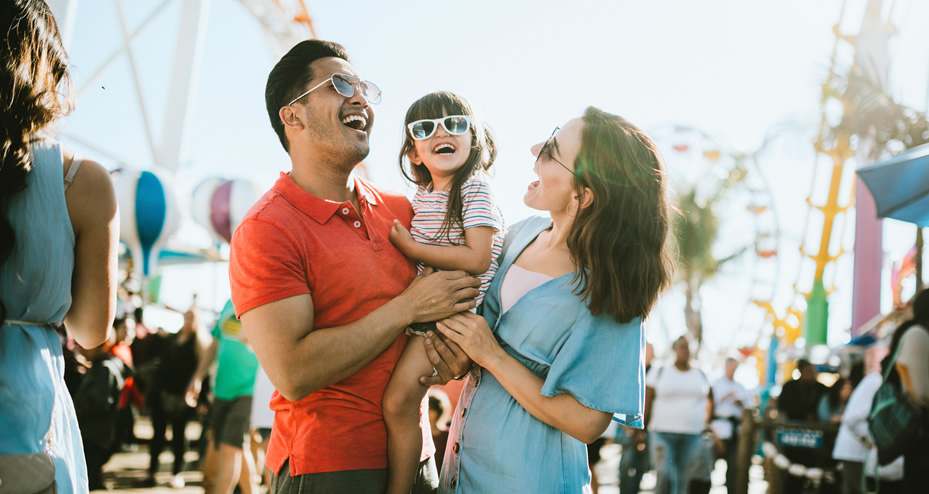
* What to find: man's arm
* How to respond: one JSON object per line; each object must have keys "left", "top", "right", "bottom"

{"left": 242, "top": 270, "right": 480, "bottom": 402}
{"left": 185, "top": 338, "right": 218, "bottom": 407}
{"left": 389, "top": 221, "right": 494, "bottom": 275}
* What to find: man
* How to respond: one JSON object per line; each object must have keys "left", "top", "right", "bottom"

{"left": 188, "top": 300, "right": 260, "bottom": 493}
{"left": 776, "top": 358, "right": 827, "bottom": 492}
{"left": 229, "top": 39, "right": 479, "bottom": 493}
{"left": 710, "top": 357, "right": 752, "bottom": 492}
{"left": 778, "top": 358, "right": 826, "bottom": 422}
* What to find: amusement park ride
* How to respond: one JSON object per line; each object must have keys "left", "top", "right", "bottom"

{"left": 46, "top": 0, "right": 317, "bottom": 289}
{"left": 654, "top": 0, "right": 911, "bottom": 386}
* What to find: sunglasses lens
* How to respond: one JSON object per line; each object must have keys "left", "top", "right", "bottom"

{"left": 331, "top": 75, "right": 355, "bottom": 98}
{"left": 360, "top": 81, "right": 382, "bottom": 105}
{"left": 410, "top": 121, "right": 436, "bottom": 140}
{"left": 444, "top": 116, "right": 469, "bottom": 135}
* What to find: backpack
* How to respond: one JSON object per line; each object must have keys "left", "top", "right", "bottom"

{"left": 867, "top": 334, "right": 926, "bottom": 466}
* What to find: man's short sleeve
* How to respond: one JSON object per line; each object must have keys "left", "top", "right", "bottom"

{"left": 229, "top": 217, "right": 312, "bottom": 317}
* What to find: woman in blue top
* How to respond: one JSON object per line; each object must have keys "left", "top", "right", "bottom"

{"left": 433, "top": 107, "right": 674, "bottom": 493}
{"left": 0, "top": 1, "right": 119, "bottom": 491}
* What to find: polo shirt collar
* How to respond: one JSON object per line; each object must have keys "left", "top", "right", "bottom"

{"left": 275, "top": 172, "right": 381, "bottom": 224}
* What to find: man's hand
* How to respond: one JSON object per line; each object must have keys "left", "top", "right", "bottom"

{"left": 400, "top": 267, "right": 481, "bottom": 324}
{"left": 185, "top": 378, "right": 202, "bottom": 408}
{"left": 420, "top": 330, "right": 473, "bottom": 386}
{"left": 388, "top": 220, "right": 417, "bottom": 257}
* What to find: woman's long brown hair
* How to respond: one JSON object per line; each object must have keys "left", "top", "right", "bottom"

{"left": 567, "top": 107, "right": 674, "bottom": 323}
{"left": 0, "top": 0, "right": 74, "bottom": 324}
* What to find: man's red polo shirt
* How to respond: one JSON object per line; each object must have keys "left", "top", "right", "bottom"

{"left": 229, "top": 172, "right": 434, "bottom": 476}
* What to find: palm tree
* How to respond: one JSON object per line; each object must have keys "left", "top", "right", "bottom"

{"left": 828, "top": 61, "right": 929, "bottom": 287}
{"left": 673, "top": 165, "right": 747, "bottom": 348}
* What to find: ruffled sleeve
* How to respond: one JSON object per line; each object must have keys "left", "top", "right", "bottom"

{"left": 539, "top": 311, "right": 646, "bottom": 428}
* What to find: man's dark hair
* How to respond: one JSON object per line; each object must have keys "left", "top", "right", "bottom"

{"left": 796, "top": 358, "right": 812, "bottom": 371}
{"left": 265, "top": 40, "right": 350, "bottom": 152}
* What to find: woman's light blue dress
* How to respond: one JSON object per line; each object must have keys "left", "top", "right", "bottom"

{"left": 0, "top": 142, "right": 88, "bottom": 492}
{"left": 438, "top": 216, "right": 646, "bottom": 493}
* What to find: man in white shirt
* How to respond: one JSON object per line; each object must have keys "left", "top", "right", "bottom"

{"left": 710, "top": 357, "right": 752, "bottom": 491}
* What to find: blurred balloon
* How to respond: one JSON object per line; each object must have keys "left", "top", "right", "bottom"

{"left": 192, "top": 178, "right": 261, "bottom": 244}
{"left": 113, "top": 167, "right": 180, "bottom": 278}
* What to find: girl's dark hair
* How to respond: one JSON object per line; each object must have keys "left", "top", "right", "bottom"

{"left": 567, "top": 107, "right": 674, "bottom": 323}
{"left": 398, "top": 91, "right": 496, "bottom": 241}
{"left": 885, "top": 288, "right": 929, "bottom": 374}
{"left": 1, "top": 0, "right": 73, "bottom": 325}
{"left": 826, "top": 377, "right": 848, "bottom": 410}
{"left": 265, "top": 39, "right": 349, "bottom": 152}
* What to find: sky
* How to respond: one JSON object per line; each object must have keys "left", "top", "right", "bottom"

{"left": 49, "top": 0, "right": 929, "bottom": 368}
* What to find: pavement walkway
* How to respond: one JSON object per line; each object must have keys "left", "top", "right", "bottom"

{"left": 99, "top": 418, "right": 772, "bottom": 493}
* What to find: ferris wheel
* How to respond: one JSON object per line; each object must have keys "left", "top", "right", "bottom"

{"left": 650, "top": 124, "right": 781, "bottom": 350}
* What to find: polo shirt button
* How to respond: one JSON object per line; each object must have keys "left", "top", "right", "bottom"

{"left": 461, "top": 407, "right": 466, "bottom": 418}
{"left": 353, "top": 220, "right": 361, "bottom": 228}
{"left": 342, "top": 207, "right": 350, "bottom": 215}
{"left": 452, "top": 442, "right": 459, "bottom": 453}
{"left": 451, "top": 477, "right": 457, "bottom": 489}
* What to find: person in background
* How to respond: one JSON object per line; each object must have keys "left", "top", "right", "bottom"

{"left": 250, "top": 365, "right": 276, "bottom": 488}
{"left": 187, "top": 299, "right": 260, "bottom": 494}
{"left": 818, "top": 377, "right": 852, "bottom": 424}
{"left": 832, "top": 369, "right": 903, "bottom": 494}
{"left": 886, "top": 288, "right": 929, "bottom": 493}
{"left": 644, "top": 335, "right": 713, "bottom": 494}
{"left": 109, "top": 316, "right": 141, "bottom": 450}
{"left": 619, "top": 342, "right": 655, "bottom": 494}
{"left": 426, "top": 389, "right": 452, "bottom": 475}
{"left": 778, "top": 359, "right": 827, "bottom": 423}
{"left": 777, "top": 358, "right": 828, "bottom": 492}
{"left": 140, "top": 309, "right": 202, "bottom": 488}
{"left": 711, "top": 357, "right": 753, "bottom": 492}
{"left": 74, "top": 343, "right": 128, "bottom": 490}
{"left": 0, "top": 1, "right": 119, "bottom": 491}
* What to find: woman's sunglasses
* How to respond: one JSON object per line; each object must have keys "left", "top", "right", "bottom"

{"left": 407, "top": 115, "right": 472, "bottom": 140}
{"left": 288, "top": 73, "right": 382, "bottom": 106}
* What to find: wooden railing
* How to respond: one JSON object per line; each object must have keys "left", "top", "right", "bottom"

{"left": 733, "top": 408, "right": 841, "bottom": 494}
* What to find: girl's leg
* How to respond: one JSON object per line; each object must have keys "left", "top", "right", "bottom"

{"left": 383, "top": 335, "right": 434, "bottom": 494}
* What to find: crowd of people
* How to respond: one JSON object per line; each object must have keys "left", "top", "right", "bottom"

{"left": 2, "top": 1, "right": 927, "bottom": 493}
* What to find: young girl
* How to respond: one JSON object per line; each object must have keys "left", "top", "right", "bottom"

{"left": 384, "top": 91, "right": 504, "bottom": 493}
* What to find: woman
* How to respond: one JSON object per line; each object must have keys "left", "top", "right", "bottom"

{"left": 817, "top": 376, "right": 851, "bottom": 424}
{"left": 0, "top": 1, "right": 119, "bottom": 491}
{"left": 887, "top": 288, "right": 929, "bottom": 493}
{"left": 434, "top": 107, "right": 673, "bottom": 492}
{"left": 141, "top": 309, "right": 202, "bottom": 488}
{"left": 644, "top": 336, "right": 713, "bottom": 494}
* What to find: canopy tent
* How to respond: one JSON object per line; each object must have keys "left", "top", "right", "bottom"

{"left": 856, "top": 143, "right": 929, "bottom": 227}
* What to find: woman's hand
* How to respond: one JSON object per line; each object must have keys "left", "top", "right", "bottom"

{"left": 419, "top": 330, "right": 473, "bottom": 386}
{"left": 435, "top": 312, "right": 503, "bottom": 368}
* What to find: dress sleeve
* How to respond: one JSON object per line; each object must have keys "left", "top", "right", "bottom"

{"left": 229, "top": 217, "right": 312, "bottom": 317}
{"left": 539, "top": 311, "right": 646, "bottom": 428}
{"left": 460, "top": 177, "right": 503, "bottom": 231}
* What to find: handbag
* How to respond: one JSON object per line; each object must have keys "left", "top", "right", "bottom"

{"left": 867, "top": 338, "right": 926, "bottom": 466}
{"left": 160, "top": 390, "right": 192, "bottom": 420}
{"left": 0, "top": 400, "right": 57, "bottom": 493}
{"left": 0, "top": 452, "right": 56, "bottom": 493}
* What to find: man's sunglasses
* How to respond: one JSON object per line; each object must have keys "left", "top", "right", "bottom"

{"left": 288, "top": 73, "right": 382, "bottom": 106}
{"left": 407, "top": 115, "right": 472, "bottom": 140}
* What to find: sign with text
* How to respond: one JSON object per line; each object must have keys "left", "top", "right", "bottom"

{"left": 776, "top": 428, "right": 824, "bottom": 449}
